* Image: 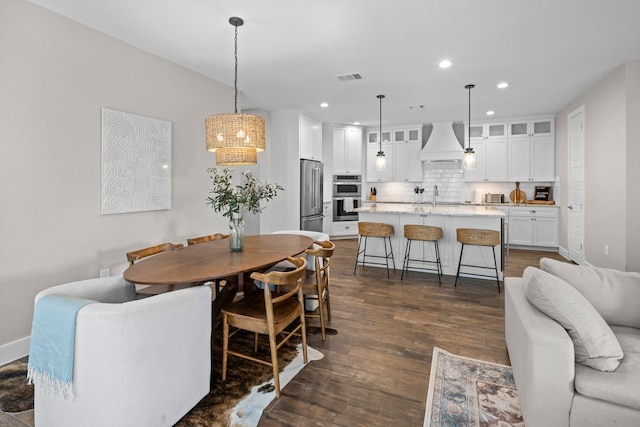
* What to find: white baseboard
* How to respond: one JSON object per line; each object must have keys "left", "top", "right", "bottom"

{"left": 558, "top": 246, "right": 569, "bottom": 259}
{"left": 0, "top": 336, "right": 30, "bottom": 366}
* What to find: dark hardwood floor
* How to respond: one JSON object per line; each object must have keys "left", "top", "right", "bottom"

{"left": 0, "top": 239, "right": 567, "bottom": 427}
{"left": 258, "top": 239, "right": 567, "bottom": 426}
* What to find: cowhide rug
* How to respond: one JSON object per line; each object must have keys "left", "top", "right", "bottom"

{"left": 0, "top": 359, "right": 32, "bottom": 413}
{"left": 0, "top": 328, "right": 328, "bottom": 426}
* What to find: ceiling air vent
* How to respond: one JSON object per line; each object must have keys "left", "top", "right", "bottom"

{"left": 336, "top": 73, "right": 362, "bottom": 82}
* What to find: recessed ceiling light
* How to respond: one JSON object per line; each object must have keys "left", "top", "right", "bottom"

{"left": 486, "top": 110, "right": 495, "bottom": 116}
{"left": 439, "top": 59, "right": 452, "bottom": 69}
{"left": 320, "top": 102, "right": 329, "bottom": 108}
{"left": 353, "top": 122, "right": 360, "bottom": 125}
{"left": 497, "top": 82, "right": 509, "bottom": 89}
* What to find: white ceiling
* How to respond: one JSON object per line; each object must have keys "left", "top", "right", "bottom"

{"left": 29, "top": 0, "right": 640, "bottom": 127}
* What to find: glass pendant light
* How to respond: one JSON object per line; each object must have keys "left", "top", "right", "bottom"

{"left": 464, "top": 84, "right": 477, "bottom": 170}
{"left": 375, "top": 94, "right": 386, "bottom": 171}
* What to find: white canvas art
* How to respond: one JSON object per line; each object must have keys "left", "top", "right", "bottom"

{"left": 101, "top": 108, "right": 172, "bottom": 214}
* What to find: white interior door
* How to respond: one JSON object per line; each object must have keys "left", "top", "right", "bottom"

{"left": 568, "top": 106, "right": 585, "bottom": 265}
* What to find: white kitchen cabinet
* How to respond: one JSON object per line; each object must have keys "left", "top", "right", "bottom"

{"left": 468, "top": 122, "right": 507, "bottom": 141}
{"left": 464, "top": 138, "right": 508, "bottom": 182}
{"left": 367, "top": 125, "right": 422, "bottom": 183}
{"left": 367, "top": 129, "right": 392, "bottom": 145}
{"left": 366, "top": 143, "right": 393, "bottom": 182}
{"left": 507, "top": 116, "right": 555, "bottom": 182}
{"left": 331, "top": 221, "right": 358, "bottom": 237}
{"left": 323, "top": 201, "right": 331, "bottom": 234}
{"left": 299, "top": 113, "right": 322, "bottom": 161}
{"left": 464, "top": 122, "right": 507, "bottom": 182}
{"left": 332, "top": 126, "right": 362, "bottom": 174}
{"left": 508, "top": 117, "right": 554, "bottom": 138}
{"left": 509, "top": 207, "right": 559, "bottom": 247}
{"left": 392, "top": 141, "right": 423, "bottom": 182}
{"left": 508, "top": 135, "right": 555, "bottom": 182}
{"left": 392, "top": 127, "right": 422, "bottom": 144}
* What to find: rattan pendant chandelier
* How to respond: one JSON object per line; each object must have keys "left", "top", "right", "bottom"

{"left": 205, "top": 17, "right": 265, "bottom": 165}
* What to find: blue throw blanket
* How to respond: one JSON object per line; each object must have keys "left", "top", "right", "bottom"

{"left": 27, "top": 294, "right": 95, "bottom": 399}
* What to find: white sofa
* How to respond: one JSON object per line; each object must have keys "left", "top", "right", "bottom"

{"left": 505, "top": 258, "right": 640, "bottom": 427}
{"left": 32, "top": 276, "right": 212, "bottom": 427}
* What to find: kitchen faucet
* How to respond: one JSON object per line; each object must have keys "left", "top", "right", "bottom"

{"left": 432, "top": 185, "right": 439, "bottom": 207}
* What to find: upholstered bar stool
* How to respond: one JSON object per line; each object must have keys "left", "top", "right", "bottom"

{"left": 401, "top": 224, "right": 443, "bottom": 285}
{"left": 455, "top": 228, "right": 501, "bottom": 292}
{"left": 354, "top": 222, "right": 396, "bottom": 278}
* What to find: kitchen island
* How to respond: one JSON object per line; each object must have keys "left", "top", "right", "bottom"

{"left": 355, "top": 203, "right": 506, "bottom": 281}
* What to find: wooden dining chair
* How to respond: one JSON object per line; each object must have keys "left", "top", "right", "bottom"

{"left": 126, "top": 242, "right": 187, "bottom": 296}
{"left": 186, "top": 233, "right": 230, "bottom": 246}
{"left": 186, "top": 232, "right": 237, "bottom": 298}
{"left": 301, "top": 240, "right": 335, "bottom": 341}
{"left": 126, "top": 242, "right": 184, "bottom": 265}
{"left": 221, "top": 256, "right": 308, "bottom": 399}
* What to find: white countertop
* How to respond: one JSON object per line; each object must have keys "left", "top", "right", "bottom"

{"left": 355, "top": 202, "right": 506, "bottom": 217}
{"left": 360, "top": 200, "right": 558, "bottom": 208}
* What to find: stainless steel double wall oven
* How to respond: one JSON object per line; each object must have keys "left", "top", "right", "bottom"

{"left": 332, "top": 174, "right": 361, "bottom": 222}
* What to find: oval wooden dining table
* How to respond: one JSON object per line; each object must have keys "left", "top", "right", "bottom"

{"left": 123, "top": 234, "right": 314, "bottom": 286}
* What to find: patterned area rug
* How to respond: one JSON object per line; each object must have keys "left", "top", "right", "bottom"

{"left": 424, "top": 347, "right": 524, "bottom": 427}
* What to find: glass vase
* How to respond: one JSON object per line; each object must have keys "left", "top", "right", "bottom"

{"left": 228, "top": 217, "right": 245, "bottom": 251}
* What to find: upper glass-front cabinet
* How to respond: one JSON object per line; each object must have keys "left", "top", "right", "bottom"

{"left": 508, "top": 118, "right": 554, "bottom": 137}
{"left": 369, "top": 128, "right": 418, "bottom": 144}
{"left": 392, "top": 127, "right": 422, "bottom": 143}
{"left": 467, "top": 122, "right": 506, "bottom": 140}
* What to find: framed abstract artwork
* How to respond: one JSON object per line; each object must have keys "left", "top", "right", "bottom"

{"left": 101, "top": 108, "right": 172, "bottom": 214}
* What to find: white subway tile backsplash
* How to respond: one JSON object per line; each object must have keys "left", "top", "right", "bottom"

{"left": 364, "top": 161, "right": 554, "bottom": 203}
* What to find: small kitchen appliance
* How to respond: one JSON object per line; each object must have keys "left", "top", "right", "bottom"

{"left": 332, "top": 174, "right": 361, "bottom": 197}
{"left": 534, "top": 186, "right": 553, "bottom": 201}
{"left": 485, "top": 193, "right": 505, "bottom": 203}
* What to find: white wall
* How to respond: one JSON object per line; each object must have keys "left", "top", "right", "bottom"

{"left": 625, "top": 61, "right": 640, "bottom": 272}
{"left": 0, "top": 0, "right": 247, "bottom": 359}
{"left": 555, "top": 61, "right": 640, "bottom": 271}
{"left": 267, "top": 110, "right": 303, "bottom": 232}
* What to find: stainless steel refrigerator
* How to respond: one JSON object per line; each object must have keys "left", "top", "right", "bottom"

{"left": 300, "top": 159, "right": 324, "bottom": 232}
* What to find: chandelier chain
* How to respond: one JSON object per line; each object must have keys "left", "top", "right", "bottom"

{"left": 234, "top": 23, "right": 239, "bottom": 114}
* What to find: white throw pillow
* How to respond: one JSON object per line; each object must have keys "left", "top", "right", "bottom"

{"left": 523, "top": 266, "right": 624, "bottom": 372}
{"left": 540, "top": 258, "right": 640, "bottom": 328}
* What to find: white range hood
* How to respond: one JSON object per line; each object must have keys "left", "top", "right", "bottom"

{"left": 419, "top": 121, "right": 464, "bottom": 162}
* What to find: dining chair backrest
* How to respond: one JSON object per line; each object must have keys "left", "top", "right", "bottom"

{"left": 302, "top": 240, "right": 335, "bottom": 340}
{"left": 305, "top": 239, "right": 335, "bottom": 277}
{"left": 250, "top": 256, "right": 307, "bottom": 305}
{"left": 187, "top": 233, "right": 230, "bottom": 246}
{"left": 126, "top": 242, "right": 184, "bottom": 266}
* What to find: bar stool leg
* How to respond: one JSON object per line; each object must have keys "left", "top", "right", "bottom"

{"left": 492, "top": 246, "right": 501, "bottom": 293}
{"left": 354, "top": 236, "right": 363, "bottom": 274}
{"left": 383, "top": 236, "right": 390, "bottom": 278}
{"left": 388, "top": 237, "right": 396, "bottom": 270}
{"left": 434, "top": 240, "right": 442, "bottom": 286}
{"left": 362, "top": 236, "right": 369, "bottom": 268}
{"left": 455, "top": 243, "right": 465, "bottom": 287}
{"left": 401, "top": 239, "right": 411, "bottom": 280}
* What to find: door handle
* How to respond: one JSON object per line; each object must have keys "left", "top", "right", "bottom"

{"left": 568, "top": 205, "right": 573, "bottom": 210}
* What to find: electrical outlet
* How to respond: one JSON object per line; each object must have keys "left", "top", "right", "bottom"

{"left": 604, "top": 245, "right": 609, "bottom": 256}
{"left": 99, "top": 268, "right": 110, "bottom": 278}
